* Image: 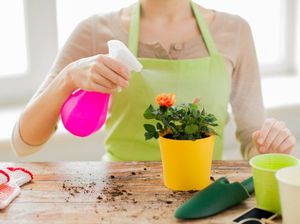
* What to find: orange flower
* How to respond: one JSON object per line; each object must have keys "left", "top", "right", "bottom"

{"left": 156, "top": 93, "right": 176, "bottom": 107}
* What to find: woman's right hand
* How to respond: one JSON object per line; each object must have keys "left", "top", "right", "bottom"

{"left": 62, "top": 54, "right": 131, "bottom": 94}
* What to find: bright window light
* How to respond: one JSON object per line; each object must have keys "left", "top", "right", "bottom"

{"left": 0, "top": 0, "right": 27, "bottom": 76}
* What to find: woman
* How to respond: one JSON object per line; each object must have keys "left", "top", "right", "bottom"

{"left": 12, "top": 0, "right": 296, "bottom": 161}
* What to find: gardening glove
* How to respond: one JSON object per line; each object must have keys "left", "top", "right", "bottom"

{"left": 0, "top": 167, "right": 33, "bottom": 209}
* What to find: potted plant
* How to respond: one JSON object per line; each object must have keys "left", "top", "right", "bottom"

{"left": 143, "top": 93, "right": 218, "bottom": 191}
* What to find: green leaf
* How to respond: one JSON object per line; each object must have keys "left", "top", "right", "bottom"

{"left": 153, "top": 131, "right": 159, "bottom": 139}
{"left": 159, "top": 106, "right": 167, "bottom": 113}
{"left": 191, "top": 108, "right": 198, "bottom": 117}
{"left": 144, "top": 105, "right": 155, "bottom": 119}
{"left": 184, "top": 124, "right": 198, "bottom": 134}
{"left": 156, "top": 122, "right": 163, "bottom": 131}
{"left": 200, "top": 126, "right": 209, "bottom": 133}
{"left": 144, "top": 124, "right": 156, "bottom": 132}
{"left": 144, "top": 132, "right": 153, "bottom": 140}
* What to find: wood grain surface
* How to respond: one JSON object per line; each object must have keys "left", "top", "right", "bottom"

{"left": 0, "top": 161, "right": 282, "bottom": 224}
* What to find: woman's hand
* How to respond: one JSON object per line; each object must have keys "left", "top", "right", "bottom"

{"left": 63, "top": 54, "right": 131, "bottom": 94}
{"left": 252, "top": 118, "right": 296, "bottom": 154}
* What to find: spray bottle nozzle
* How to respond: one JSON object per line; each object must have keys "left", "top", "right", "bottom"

{"left": 108, "top": 40, "right": 143, "bottom": 72}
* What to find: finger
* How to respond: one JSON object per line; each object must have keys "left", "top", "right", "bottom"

{"left": 91, "top": 72, "right": 118, "bottom": 89}
{"left": 99, "top": 55, "right": 131, "bottom": 81}
{"left": 269, "top": 128, "right": 291, "bottom": 152}
{"left": 278, "top": 136, "right": 296, "bottom": 154}
{"left": 88, "top": 82, "right": 118, "bottom": 94}
{"left": 252, "top": 130, "right": 260, "bottom": 146}
{"left": 257, "top": 118, "right": 277, "bottom": 145}
{"left": 95, "top": 62, "right": 129, "bottom": 88}
{"left": 261, "top": 121, "right": 285, "bottom": 152}
{"left": 252, "top": 131, "right": 260, "bottom": 141}
{"left": 253, "top": 131, "right": 266, "bottom": 154}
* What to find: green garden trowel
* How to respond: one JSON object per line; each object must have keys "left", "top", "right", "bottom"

{"left": 175, "top": 177, "right": 254, "bottom": 219}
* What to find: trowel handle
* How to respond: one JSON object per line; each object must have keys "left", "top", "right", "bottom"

{"left": 241, "top": 177, "right": 254, "bottom": 194}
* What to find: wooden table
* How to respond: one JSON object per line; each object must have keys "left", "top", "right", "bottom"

{"left": 0, "top": 161, "right": 281, "bottom": 224}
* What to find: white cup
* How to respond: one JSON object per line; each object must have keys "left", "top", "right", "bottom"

{"left": 276, "top": 166, "right": 300, "bottom": 224}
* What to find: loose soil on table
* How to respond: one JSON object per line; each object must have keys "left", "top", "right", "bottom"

{"left": 60, "top": 167, "right": 196, "bottom": 219}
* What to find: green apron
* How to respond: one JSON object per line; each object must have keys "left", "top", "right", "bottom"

{"left": 103, "top": 1, "right": 230, "bottom": 161}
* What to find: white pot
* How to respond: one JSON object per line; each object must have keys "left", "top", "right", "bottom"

{"left": 276, "top": 166, "right": 300, "bottom": 224}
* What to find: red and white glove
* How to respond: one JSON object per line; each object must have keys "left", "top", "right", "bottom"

{"left": 0, "top": 167, "right": 33, "bottom": 209}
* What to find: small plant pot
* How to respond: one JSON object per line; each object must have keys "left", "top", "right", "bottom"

{"left": 158, "top": 135, "right": 215, "bottom": 191}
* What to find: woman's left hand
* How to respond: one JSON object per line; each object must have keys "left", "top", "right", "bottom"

{"left": 252, "top": 118, "right": 296, "bottom": 154}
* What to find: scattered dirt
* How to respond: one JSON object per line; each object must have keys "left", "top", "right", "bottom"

{"left": 59, "top": 168, "right": 197, "bottom": 219}
{"left": 61, "top": 180, "right": 97, "bottom": 202}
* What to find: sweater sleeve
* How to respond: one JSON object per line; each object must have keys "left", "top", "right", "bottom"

{"left": 11, "top": 16, "right": 94, "bottom": 157}
{"left": 230, "top": 18, "right": 266, "bottom": 160}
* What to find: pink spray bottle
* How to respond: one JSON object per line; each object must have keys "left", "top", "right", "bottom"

{"left": 60, "top": 40, "right": 143, "bottom": 137}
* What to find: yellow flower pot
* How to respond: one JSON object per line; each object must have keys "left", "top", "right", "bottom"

{"left": 158, "top": 135, "right": 215, "bottom": 191}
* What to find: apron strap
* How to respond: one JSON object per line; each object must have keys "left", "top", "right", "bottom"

{"left": 190, "top": 1, "right": 219, "bottom": 56}
{"left": 128, "top": 1, "right": 219, "bottom": 57}
{"left": 128, "top": 4, "right": 140, "bottom": 56}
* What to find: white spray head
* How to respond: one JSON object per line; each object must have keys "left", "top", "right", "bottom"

{"left": 108, "top": 40, "right": 143, "bottom": 72}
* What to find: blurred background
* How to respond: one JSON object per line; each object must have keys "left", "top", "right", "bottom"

{"left": 0, "top": 0, "right": 299, "bottom": 161}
